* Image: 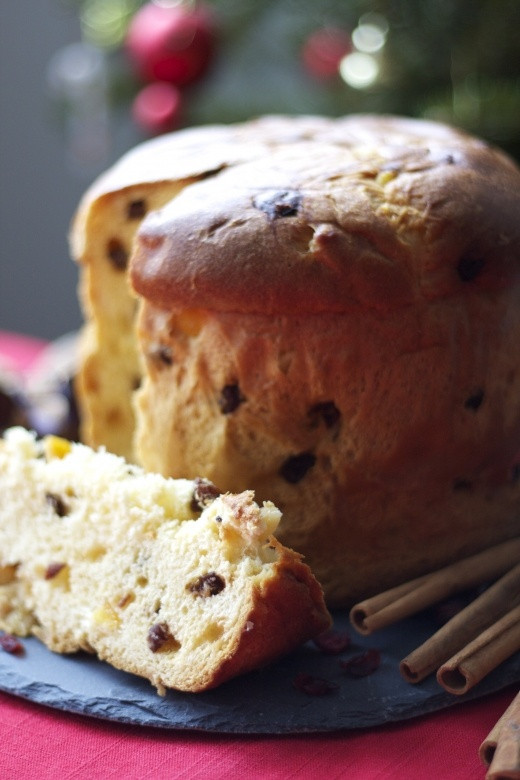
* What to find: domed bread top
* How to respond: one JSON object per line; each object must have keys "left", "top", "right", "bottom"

{"left": 130, "top": 115, "right": 520, "bottom": 316}
{"left": 70, "top": 114, "right": 354, "bottom": 256}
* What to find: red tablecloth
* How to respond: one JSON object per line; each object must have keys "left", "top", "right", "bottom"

{"left": 0, "top": 331, "right": 515, "bottom": 779}
{"left": 0, "top": 686, "right": 515, "bottom": 780}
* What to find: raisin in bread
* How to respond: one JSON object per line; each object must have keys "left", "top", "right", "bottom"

{"left": 70, "top": 116, "right": 345, "bottom": 459}
{"left": 0, "top": 427, "right": 330, "bottom": 693}
{"left": 128, "top": 115, "right": 520, "bottom": 606}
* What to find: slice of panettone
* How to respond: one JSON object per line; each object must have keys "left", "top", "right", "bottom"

{"left": 0, "top": 427, "right": 330, "bottom": 693}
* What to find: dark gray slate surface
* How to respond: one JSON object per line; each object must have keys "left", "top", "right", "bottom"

{"left": 0, "top": 610, "right": 518, "bottom": 733}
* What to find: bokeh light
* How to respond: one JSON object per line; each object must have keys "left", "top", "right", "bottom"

{"left": 339, "top": 51, "right": 380, "bottom": 89}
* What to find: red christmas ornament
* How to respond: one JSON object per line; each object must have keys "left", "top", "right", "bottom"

{"left": 125, "top": 1, "right": 216, "bottom": 87}
{"left": 132, "top": 81, "right": 182, "bottom": 135}
{"left": 302, "top": 26, "right": 352, "bottom": 80}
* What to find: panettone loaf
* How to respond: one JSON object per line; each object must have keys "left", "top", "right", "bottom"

{"left": 0, "top": 427, "right": 330, "bottom": 693}
{"left": 127, "top": 114, "right": 520, "bottom": 606}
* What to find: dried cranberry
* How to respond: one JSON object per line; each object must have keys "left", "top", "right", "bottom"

{"left": 147, "top": 622, "right": 174, "bottom": 652}
{"left": 457, "top": 254, "right": 485, "bottom": 282}
{"left": 279, "top": 452, "right": 316, "bottom": 483}
{"left": 464, "top": 389, "right": 484, "bottom": 411}
{"left": 453, "top": 478, "right": 473, "bottom": 491}
{"left": 254, "top": 189, "right": 302, "bottom": 219}
{"left": 149, "top": 345, "right": 173, "bottom": 366}
{"left": 44, "top": 562, "right": 66, "bottom": 580}
{"left": 190, "top": 478, "right": 221, "bottom": 512}
{"left": 45, "top": 492, "right": 69, "bottom": 517}
{"left": 188, "top": 572, "right": 225, "bottom": 597}
{"left": 313, "top": 628, "right": 351, "bottom": 655}
{"left": 127, "top": 199, "right": 147, "bottom": 219}
{"left": 0, "top": 633, "right": 24, "bottom": 655}
{"left": 293, "top": 672, "right": 339, "bottom": 696}
{"left": 106, "top": 238, "right": 129, "bottom": 271}
{"left": 308, "top": 401, "right": 341, "bottom": 429}
{"left": 218, "top": 384, "right": 245, "bottom": 414}
{"left": 340, "top": 649, "right": 381, "bottom": 677}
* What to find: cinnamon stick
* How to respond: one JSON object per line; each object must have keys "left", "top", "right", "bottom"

{"left": 349, "top": 538, "right": 520, "bottom": 635}
{"left": 480, "top": 690, "right": 520, "bottom": 779}
{"left": 399, "top": 562, "right": 520, "bottom": 684}
{"left": 437, "top": 605, "right": 520, "bottom": 695}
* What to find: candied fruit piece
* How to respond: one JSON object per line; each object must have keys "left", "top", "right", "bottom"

{"left": 44, "top": 435, "right": 71, "bottom": 460}
{"left": 0, "top": 564, "right": 18, "bottom": 585}
{"left": 177, "top": 308, "right": 206, "bottom": 337}
{"left": 376, "top": 169, "right": 398, "bottom": 186}
{"left": 92, "top": 602, "right": 121, "bottom": 629}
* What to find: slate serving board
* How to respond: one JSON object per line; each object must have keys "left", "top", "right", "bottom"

{"left": 0, "top": 609, "right": 518, "bottom": 733}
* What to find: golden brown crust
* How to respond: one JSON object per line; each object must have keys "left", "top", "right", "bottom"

{"left": 130, "top": 115, "right": 520, "bottom": 316}
{"left": 189, "top": 548, "right": 332, "bottom": 691}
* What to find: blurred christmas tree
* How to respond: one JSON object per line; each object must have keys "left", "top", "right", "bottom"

{"left": 50, "top": 0, "right": 520, "bottom": 160}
